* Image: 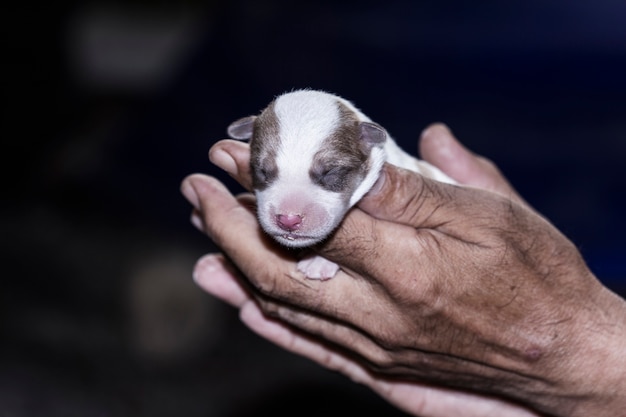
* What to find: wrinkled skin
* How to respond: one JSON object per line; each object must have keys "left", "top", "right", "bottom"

{"left": 181, "top": 124, "right": 626, "bottom": 417}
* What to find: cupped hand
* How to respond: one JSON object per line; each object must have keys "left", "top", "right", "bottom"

{"left": 181, "top": 179, "right": 542, "bottom": 417}
{"left": 182, "top": 124, "right": 626, "bottom": 417}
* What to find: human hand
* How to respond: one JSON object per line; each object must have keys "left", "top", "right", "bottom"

{"left": 182, "top": 124, "right": 626, "bottom": 417}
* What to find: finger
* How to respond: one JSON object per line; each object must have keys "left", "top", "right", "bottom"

{"left": 181, "top": 174, "right": 203, "bottom": 210}
{"left": 193, "top": 253, "right": 250, "bottom": 308}
{"left": 251, "top": 285, "right": 549, "bottom": 402}
{"left": 184, "top": 174, "right": 286, "bottom": 273}
{"left": 187, "top": 174, "right": 401, "bottom": 355}
{"left": 209, "top": 139, "right": 253, "bottom": 191}
{"left": 357, "top": 163, "right": 503, "bottom": 232}
{"left": 374, "top": 381, "right": 541, "bottom": 417}
{"left": 419, "top": 123, "right": 526, "bottom": 205}
{"left": 238, "top": 300, "right": 374, "bottom": 385}
{"left": 242, "top": 301, "right": 539, "bottom": 417}
{"left": 253, "top": 273, "right": 415, "bottom": 366}
{"left": 190, "top": 208, "right": 204, "bottom": 232}
{"left": 182, "top": 176, "right": 207, "bottom": 231}
{"left": 186, "top": 173, "right": 367, "bottom": 310}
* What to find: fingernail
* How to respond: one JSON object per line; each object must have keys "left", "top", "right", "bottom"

{"left": 192, "top": 253, "right": 220, "bottom": 285}
{"left": 367, "top": 169, "right": 386, "bottom": 196}
{"left": 421, "top": 123, "right": 449, "bottom": 142}
{"left": 180, "top": 179, "right": 200, "bottom": 210}
{"left": 210, "top": 148, "right": 238, "bottom": 176}
{"left": 190, "top": 211, "right": 204, "bottom": 231}
{"left": 421, "top": 123, "right": 457, "bottom": 159}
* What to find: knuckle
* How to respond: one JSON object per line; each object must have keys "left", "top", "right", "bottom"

{"left": 323, "top": 213, "right": 380, "bottom": 261}
{"left": 476, "top": 155, "right": 499, "bottom": 172}
{"left": 252, "top": 272, "right": 279, "bottom": 297}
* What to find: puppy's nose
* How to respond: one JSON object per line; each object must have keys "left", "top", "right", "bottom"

{"left": 276, "top": 214, "right": 303, "bottom": 232}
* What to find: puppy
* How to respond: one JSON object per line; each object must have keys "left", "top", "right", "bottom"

{"left": 227, "top": 89, "right": 455, "bottom": 279}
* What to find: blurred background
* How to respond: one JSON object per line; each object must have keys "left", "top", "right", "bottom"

{"left": 2, "top": 0, "right": 625, "bottom": 416}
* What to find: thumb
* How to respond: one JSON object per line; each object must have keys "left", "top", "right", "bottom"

{"left": 357, "top": 163, "right": 475, "bottom": 230}
{"left": 322, "top": 163, "right": 502, "bottom": 280}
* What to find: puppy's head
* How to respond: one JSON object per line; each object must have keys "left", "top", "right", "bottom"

{"left": 227, "top": 90, "right": 386, "bottom": 247}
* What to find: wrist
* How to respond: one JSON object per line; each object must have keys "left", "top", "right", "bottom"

{"left": 545, "top": 282, "right": 626, "bottom": 417}
{"left": 574, "top": 287, "right": 626, "bottom": 416}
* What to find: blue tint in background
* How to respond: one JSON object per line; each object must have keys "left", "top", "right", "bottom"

{"left": 3, "top": 1, "right": 625, "bottom": 415}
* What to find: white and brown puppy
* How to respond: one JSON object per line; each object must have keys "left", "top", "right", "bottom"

{"left": 227, "top": 89, "right": 455, "bottom": 280}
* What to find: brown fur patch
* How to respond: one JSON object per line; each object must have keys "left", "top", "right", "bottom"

{"left": 309, "top": 101, "right": 371, "bottom": 196}
{"left": 250, "top": 101, "right": 281, "bottom": 190}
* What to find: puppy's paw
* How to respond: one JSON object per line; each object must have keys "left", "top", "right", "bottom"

{"left": 297, "top": 255, "right": 340, "bottom": 280}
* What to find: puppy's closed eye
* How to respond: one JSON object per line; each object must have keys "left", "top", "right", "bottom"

{"left": 311, "top": 166, "right": 353, "bottom": 192}
{"left": 256, "top": 165, "right": 278, "bottom": 184}
{"left": 252, "top": 158, "right": 279, "bottom": 189}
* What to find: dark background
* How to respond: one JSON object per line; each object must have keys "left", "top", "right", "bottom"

{"left": 3, "top": 1, "right": 625, "bottom": 416}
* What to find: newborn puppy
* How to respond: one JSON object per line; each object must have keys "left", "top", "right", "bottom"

{"left": 227, "top": 89, "right": 455, "bottom": 279}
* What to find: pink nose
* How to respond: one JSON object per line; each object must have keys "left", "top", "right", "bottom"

{"left": 276, "top": 214, "right": 303, "bottom": 232}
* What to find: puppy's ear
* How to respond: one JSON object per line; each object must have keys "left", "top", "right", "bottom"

{"left": 227, "top": 116, "right": 257, "bottom": 140}
{"left": 358, "top": 122, "right": 387, "bottom": 150}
